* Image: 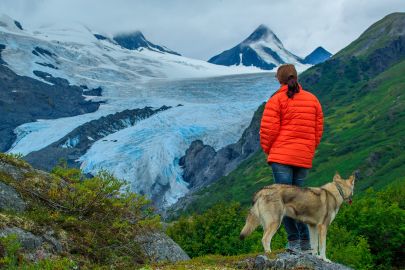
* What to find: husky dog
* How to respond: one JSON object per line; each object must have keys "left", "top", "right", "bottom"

{"left": 240, "top": 172, "right": 355, "bottom": 262}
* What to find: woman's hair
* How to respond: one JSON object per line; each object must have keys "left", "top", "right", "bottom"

{"left": 276, "top": 64, "right": 299, "bottom": 98}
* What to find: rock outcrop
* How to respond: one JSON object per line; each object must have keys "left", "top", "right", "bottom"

{"left": 238, "top": 252, "right": 352, "bottom": 270}
{"left": 135, "top": 231, "right": 190, "bottom": 263}
{"left": 0, "top": 182, "right": 26, "bottom": 212}
{"left": 0, "top": 227, "right": 63, "bottom": 261}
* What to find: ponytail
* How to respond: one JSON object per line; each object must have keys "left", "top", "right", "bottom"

{"left": 276, "top": 64, "right": 300, "bottom": 99}
{"left": 287, "top": 75, "right": 299, "bottom": 98}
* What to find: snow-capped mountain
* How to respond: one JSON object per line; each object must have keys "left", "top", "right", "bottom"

{"left": 303, "top": 46, "right": 332, "bottom": 65}
{"left": 113, "top": 31, "right": 181, "bottom": 55}
{"left": 0, "top": 14, "right": 270, "bottom": 208}
{"left": 208, "top": 24, "right": 311, "bottom": 71}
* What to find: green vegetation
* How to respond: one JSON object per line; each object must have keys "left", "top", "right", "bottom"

{"left": 168, "top": 182, "right": 404, "bottom": 269}
{"left": 0, "top": 152, "right": 31, "bottom": 169}
{"left": 334, "top": 182, "right": 405, "bottom": 268}
{"left": 167, "top": 202, "right": 286, "bottom": 257}
{"left": 0, "top": 157, "right": 160, "bottom": 269}
{"left": 169, "top": 14, "right": 405, "bottom": 269}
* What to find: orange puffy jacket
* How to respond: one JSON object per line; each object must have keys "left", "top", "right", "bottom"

{"left": 260, "top": 84, "right": 323, "bottom": 168}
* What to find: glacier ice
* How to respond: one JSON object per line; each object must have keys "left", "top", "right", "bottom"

{"left": 1, "top": 19, "right": 277, "bottom": 207}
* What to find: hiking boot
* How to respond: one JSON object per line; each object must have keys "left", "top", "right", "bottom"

{"left": 300, "top": 239, "right": 312, "bottom": 254}
{"left": 286, "top": 240, "right": 301, "bottom": 253}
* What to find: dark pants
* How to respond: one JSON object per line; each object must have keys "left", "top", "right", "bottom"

{"left": 270, "top": 162, "right": 310, "bottom": 241}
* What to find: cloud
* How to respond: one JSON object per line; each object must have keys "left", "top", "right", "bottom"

{"left": 1, "top": 0, "right": 404, "bottom": 60}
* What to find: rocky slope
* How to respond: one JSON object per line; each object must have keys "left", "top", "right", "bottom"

{"left": 0, "top": 154, "right": 189, "bottom": 266}
{"left": 0, "top": 44, "right": 101, "bottom": 152}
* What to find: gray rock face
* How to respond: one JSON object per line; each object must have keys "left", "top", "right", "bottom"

{"left": 0, "top": 227, "right": 65, "bottom": 262}
{"left": 24, "top": 105, "right": 171, "bottom": 171}
{"left": 0, "top": 227, "right": 43, "bottom": 250}
{"left": 0, "top": 160, "right": 30, "bottom": 181}
{"left": 0, "top": 182, "right": 26, "bottom": 212}
{"left": 250, "top": 253, "right": 352, "bottom": 270}
{"left": 178, "top": 140, "right": 217, "bottom": 190}
{"left": 135, "top": 231, "right": 190, "bottom": 263}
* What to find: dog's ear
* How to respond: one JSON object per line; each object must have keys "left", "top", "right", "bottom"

{"left": 348, "top": 173, "right": 356, "bottom": 186}
{"left": 333, "top": 172, "right": 341, "bottom": 182}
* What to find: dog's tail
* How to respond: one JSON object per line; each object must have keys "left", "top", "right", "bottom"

{"left": 240, "top": 206, "right": 260, "bottom": 240}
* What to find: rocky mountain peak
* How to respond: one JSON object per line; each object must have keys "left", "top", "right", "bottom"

{"left": 244, "top": 24, "right": 282, "bottom": 45}
{"left": 113, "top": 30, "right": 181, "bottom": 55}
{"left": 304, "top": 46, "right": 332, "bottom": 64}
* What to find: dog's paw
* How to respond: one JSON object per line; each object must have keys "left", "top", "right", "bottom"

{"left": 320, "top": 257, "right": 332, "bottom": 263}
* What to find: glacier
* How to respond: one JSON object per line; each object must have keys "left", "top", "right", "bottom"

{"left": 1, "top": 15, "right": 278, "bottom": 207}
{"left": 78, "top": 75, "right": 278, "bottom": 206}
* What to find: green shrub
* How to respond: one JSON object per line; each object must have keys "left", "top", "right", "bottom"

{"left": 327, "top": 226, "right": 374, "bottom": 269}
{"left": 6, "top": 161, "right": 161, "bottom": 268}
{"left": 0, "top": 152, "right": 30, "bottom": 169}
{"left": 334, "top": 184, "right": 405, "bottom": 269}
{"left": 167, "top": 202, "right": 286, "bottom": 257}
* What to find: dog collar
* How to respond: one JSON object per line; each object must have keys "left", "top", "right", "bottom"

{"left": 335, "top": 182, "right": 352, "bottom": 204}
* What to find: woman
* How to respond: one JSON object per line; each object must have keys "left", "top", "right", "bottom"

{"left": 259, "top": 64, "right": 323, "bottom": 253}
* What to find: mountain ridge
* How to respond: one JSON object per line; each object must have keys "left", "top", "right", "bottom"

{"left": 303, "top": 46, "right": 332, "bottom": 64}
{"left": 113, "top": 31, "right": 181, "bottom": 55}
{"left": 208, "top": 24, "right": 327, "bottom": 71}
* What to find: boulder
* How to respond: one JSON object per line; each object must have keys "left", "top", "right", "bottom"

{"left": 0, "top": 182, "right": 26, "bottom": 212}
{"left": 135, "top": 231, "right": 190, "bottom": 263}
{"left": 251, "top": 252, "right": 352, "bottom": 270}
{"left": 0, "top": 226, "right": 65, "bottom": 262}
{"left": 0, "top": 227, "right": 42, "bottom": 250}
{"left": 0, "top": 160, "right": 30, "bottom": 181}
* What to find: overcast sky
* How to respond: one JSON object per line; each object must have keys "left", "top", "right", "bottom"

{"left": 1, "top": 0, "right": 404, "bottom": 60}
